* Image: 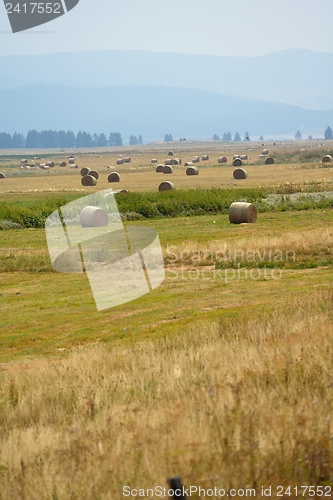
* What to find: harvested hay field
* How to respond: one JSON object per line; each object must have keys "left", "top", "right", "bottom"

{"left": 1, "top": 140, "right": 333, "bottom": 498}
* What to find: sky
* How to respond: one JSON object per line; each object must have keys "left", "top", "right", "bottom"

{"left": 0, "top": 0, "right": 333, "bottom": 57}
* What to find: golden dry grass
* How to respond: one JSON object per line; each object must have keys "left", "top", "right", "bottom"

{"left": 164, "top": 226, "right": 333, "bottom": 266}
{"left": 1, "top": 142, "right": 333, "bottom": 499}
{"left": 1, "top": 142, "right": 333, "bottom": 195}
{"left": 0, "top": 289, "right": 333, "bottom": 499}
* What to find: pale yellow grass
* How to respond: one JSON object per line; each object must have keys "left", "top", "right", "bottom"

{"left": 2, "top": 142, "right": 333, "bottom": 194}
{"left": 1, "top": 289, "right": 333, "bottom": 499}
{"left": 164, "top": 226, "right": 333, "bottom": 265}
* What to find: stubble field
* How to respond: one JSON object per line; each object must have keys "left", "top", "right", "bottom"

{"left": 0, "top": 140, "right": 333, "bottom": 499}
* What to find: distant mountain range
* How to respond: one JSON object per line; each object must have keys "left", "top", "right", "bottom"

{"left": 1, "top": 49, "right": 333, "bottom": 109}
{"left": 1, "top": 49, "right": 333, "bottom": 141}
{"left": 0, "top": 84, "right": 332, "bottom": 142}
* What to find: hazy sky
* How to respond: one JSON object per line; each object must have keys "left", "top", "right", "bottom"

{"left": 0, "top": 0, "right": 333, "bottom": 57}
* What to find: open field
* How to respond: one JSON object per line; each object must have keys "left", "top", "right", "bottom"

{"left": 1, "top": 141, "right": 333, "bottom": 195}
{"left": 1, "top": 141, "right": 333, "bottom": 498}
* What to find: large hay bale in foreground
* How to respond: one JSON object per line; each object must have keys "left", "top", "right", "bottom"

{"left": 81, "top": 175, "right": 97, "bottom": 186}
{"left": 186, "top": 166, "right": 199, "bottom": 175}
{"left": 156, "top": 164, "right": 164, "bottom": 172}
{"left": 163, "top": 165, "right": 173, "bottom": 174}
{"left": 89, "top": 170, "right": 99, "bottom": 180}
{"left": 80, "top": 206, "right": 109, "bottom": 228}
{"left": 322, "top": 155, "right": 333, "bottom": 163}
{"left": 218, "top": 156, "right": 227, "bottom": 163}
{"left": 0, "top": 172, "right": 6, "bottom": 178}
{"left": 229, "top": 202, "right": 257, "bottom": 224}
{"left": 108, "top": 172, "right": 120, "bottom": 182}
{"left": 80, "top": 167, "right": 90, "bottom": 176}
{"left": 233, "top": 158, "right": 243, "bottom": 167}
{"left": 159, "top": 181, "right": 175, "bottom": 192}
{"left": 265, "top": 157, "right": 274, "bottom": 165}
{"left": 233, "top": 168, "right": 248, "bottom": 179}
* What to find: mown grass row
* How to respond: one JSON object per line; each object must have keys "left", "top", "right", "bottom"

{"left": 1, "top": 186, "right": 333, "bottom": 229}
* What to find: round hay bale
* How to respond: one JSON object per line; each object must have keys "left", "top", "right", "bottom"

{"left": 156, "top": 164, "right": 164, "bottom": 172}
{"left": 233, "top": 155, "right": 240, "bottom": 160}
{"left": 233, "top": 168, "right": 248, "bottom": 179}
{"left": 151, "top": 159, "right": 158, "bottom": 163}
{"left": 68, "top": 158, "right": 75, "bottom": 164}
{"left": 159, "top": 181, "right": 176, "bottom": 192}
{"left": 164, "top": 158, "right": 174, "bottom": 165}
{"left": 59, "top": 161, "right": 67, "bottom": 167}
{"left": 81, "top": 175, "right": 97, "bottom": 187}
{"left": 322, "top": 155, "right": 333, "bottom": 163}
{"left": 116, "top": 159, "right": 124, "bottom": 165}
{"left": 184, "top": 161, "right": 194, "bottom": 166}
{"left": 70, "top": 164, "right": 79, "bottom": 169}
{"left": 218, "top": 156, "right": 227, "bottom": 163}
{"left": 262, "top": 149, "right": 268, "bottom": 155}
{"left": 89, "top": 170, "right": 99, "bottom": 180}
{"left": 186, "top": 166, "right": 199, "bottom": 175}
{"left": 46, "top": 161, "right": 54, "bottom": 167}
{"left": 108, "top": 172, "right": 120, "bottom": 182}
{"left": 173, "top": 158, "right": 182, "bottom": 165}
{"left": 80, "top": 206, "right": 109, "bottom": 228}
{"left": 240, "top": 155, "right": 248, "bottom": 160}
{"left": 0, "top": 172, "right": 6, "bottom": 179}
{"left": 163, "top": 165, "right": 173, "bottom": 174}
{"left": 192, "top": 156, "right": 200, "bottom": 163}
{"left": 21, "top": 159, "right": 28, "bottom": 164}
{"left": 124, "top": 157, "right": 131, "bottom": 163}
{"left": 80, "top": 167, "right": 90, "bottom": 176}
{"left": 233, "top": 158, "right": 243, "bottom": 167}
{"left": 202, "top": 155, "right": 209, "bottom": 161}
{"left": 264, "top": 157, "right": 274, "bottom": 165}
{"left": 167, "top": 151, "right": 174, "bottom": 156}
{"left": 229, "top": 202, "right": 257, "bottom": 224}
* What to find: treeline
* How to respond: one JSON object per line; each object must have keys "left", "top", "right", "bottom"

{"left": 0, "top": 130, "right": 124, "bottom": 149}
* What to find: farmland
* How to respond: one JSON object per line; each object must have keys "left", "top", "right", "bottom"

{"left": 1, "top": 140, "right": 333, "bottom": 499}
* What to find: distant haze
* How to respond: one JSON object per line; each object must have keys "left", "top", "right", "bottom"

{"left": 1, "top": 49, "right": 333, "bottom": 141}
{"left": 1, "top": 83, "right": 332, "bottom": 142}
{"left": 0, "top": 0, "right": 333, "bottom": 57}
{"left": 1, "top": 49, "right": 333, "bottom": 110}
